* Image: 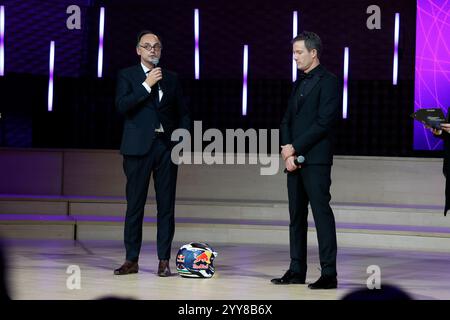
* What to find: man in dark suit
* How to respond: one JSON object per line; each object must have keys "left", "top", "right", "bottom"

{"left": 114, "top": 30, "right": 190, "bottom": 277}
{"left": 271, "top": 31, "right": 339, "bottom": 289}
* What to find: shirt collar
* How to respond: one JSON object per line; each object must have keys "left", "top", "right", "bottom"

{"left": 306, "top": 63, "right": 322, "bottom": 77}
{"left": 141, "top": 63, "right": 150, "bottom": 74}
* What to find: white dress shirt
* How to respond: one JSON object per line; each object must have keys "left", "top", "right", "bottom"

{"left": 141, "top": 63, "right": 164, "bottom": 132}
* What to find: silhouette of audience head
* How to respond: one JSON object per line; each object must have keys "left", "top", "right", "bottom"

{"left": 341, "top": 284, "right": 412, "bottom": 300}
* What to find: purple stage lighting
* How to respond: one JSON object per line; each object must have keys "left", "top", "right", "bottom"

{"left": 0, "top": 5, "right": 4, "bottom": 76}
{"left": 48, "top": 41, "right": 55, "bottom": 112}
{"left": 194, "top": 9, "right": 200, "bottom": 80}
{"left": 242, "top": 45, "right": 248, "bottom": 116}
{"left": 292, "top": 11, "right": 298, "bottom": 82}
{"left": 393, "top": 13, "right": 400, "bottom": 85}
{"left": 413, "top": 0, "right": 450, "bottom": 150}
{"left": 342, "top": 47, "right": 349, "bottom": 119}
{"left": 97, "top": 7, "right": 105, "bottom": 78}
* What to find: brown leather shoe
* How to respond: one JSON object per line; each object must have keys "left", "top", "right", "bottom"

{"left": 157, "top": 260, "right": 171, "bottom": 277}
{"left": 114, "top": 260, "right": 139, "bottom": 275}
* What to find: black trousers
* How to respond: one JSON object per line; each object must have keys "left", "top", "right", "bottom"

{"left": 445, "top": 171, "right": 449, "bottom": 216}
{"left": 122, "top": 135, "right": 177, "bottom": 262}
{"left": 287, "top": 165, "right": 337, "bottom": 277}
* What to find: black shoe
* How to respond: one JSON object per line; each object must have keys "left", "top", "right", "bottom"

{"left": 308, "top": 275, "right": 337, "bottom": 289}
{"left": 157, "top": 260, "right": 171, "bottom": 277}
{"left": 271, "top": 270, "right": 306, "bottom": 285}
{"left": 114, "top": 261, "right": 139, "bottom": 275}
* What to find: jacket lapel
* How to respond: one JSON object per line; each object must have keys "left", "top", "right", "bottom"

{"left": 301, "top": 67, "right": 326, "bottom": 101}
{"left": 291, "top": 78, "right": 301, "bottom": 98}
{"left": 296, "top": 66, "right": 326, "bottom": 113}
{"left": 135, "top": 64, "right": 147, "bottom": 83}
{"left": 133, "top": 65, "right": 160, "bottom": 109}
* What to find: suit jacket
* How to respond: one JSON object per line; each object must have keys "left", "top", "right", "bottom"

{"left": 444, "top": 132, "right": 450, "bottom": 216}
{"left": 115, "top": 65, "right": 191, "bottom": 156}
{"left": 280, "top": 65, "right": 339, "bottom": 165}
{"left": 433, "top": 115, "right": 450, "bottom": 216}
{"left": 442, "top": 113, "right": 450, "bottom": 176}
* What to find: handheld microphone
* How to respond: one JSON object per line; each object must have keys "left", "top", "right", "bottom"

{"left": 283, "top": 155, "right": 305, "bottom": 173}
{"left": 152, "top": 59, "right": 161, "bottom": 90}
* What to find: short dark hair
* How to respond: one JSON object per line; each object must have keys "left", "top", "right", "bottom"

{"left": 136, "top": 30, "right": 162, "bottom": 47}
{"left": 292, "top": 31, "right": 322, "bottom": 59}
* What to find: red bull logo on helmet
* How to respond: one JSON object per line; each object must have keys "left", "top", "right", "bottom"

{"left": 192, "top": 251, "right": 212, "bottom": 269}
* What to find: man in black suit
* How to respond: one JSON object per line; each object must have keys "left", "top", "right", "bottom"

{"left": 271, "top": 31, "right": 339, "bottom": 289}
{"left": 114, "top": 30, "right": 190, "bottom": 277}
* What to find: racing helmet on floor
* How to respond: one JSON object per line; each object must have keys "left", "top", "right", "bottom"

{"left": 176, "top": 242, "right": 218, "bottom": 278}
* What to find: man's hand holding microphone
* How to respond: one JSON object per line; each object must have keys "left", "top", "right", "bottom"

{"left": 282, "top": 144, "right": 304, "bottom": 173}
{"left": 144, "top": 65, "right": 162, "bottom": 88}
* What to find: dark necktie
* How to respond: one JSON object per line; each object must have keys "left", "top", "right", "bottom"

{"left": 146, "top": 70, "right": 159, "bottom": 106}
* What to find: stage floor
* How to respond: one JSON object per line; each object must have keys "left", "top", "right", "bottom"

{"left": 3, "top": 239, "right": 450, "bottom": 300}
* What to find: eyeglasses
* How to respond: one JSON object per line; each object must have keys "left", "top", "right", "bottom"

{"left": 139, "top": 43, "right": 163, "bottom": 51}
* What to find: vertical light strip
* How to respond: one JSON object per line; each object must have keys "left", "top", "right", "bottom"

{"left": 393, "top": 12, "right": 400, "bottom": 85}
{"left": 0, "top": 6, "right": 5, "bottom": 76}
{"left": 48, "top": 41, "right": 55, "bottom": 112}
{"left": 292, "top": 11, "right": 298, "bottom": 82}
{"left": 97, "top": 7, "right": 105, "bottom": 78}
{"left": 194, "top": 8, "right": 200, "bottom": 80}
{"left": 342, "top": 47, "right": 349, "bottom": 119}
{"left": 242, "top": 45, "right": 248, "bottom": 116}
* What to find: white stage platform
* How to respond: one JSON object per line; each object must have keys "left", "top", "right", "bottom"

{"left": 1, "top": 148, "right": 449, "bottom": 252}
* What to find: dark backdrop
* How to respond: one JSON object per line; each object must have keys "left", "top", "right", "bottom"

{"left": 0, "top": 0, "right": 424, "bottom": 157}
